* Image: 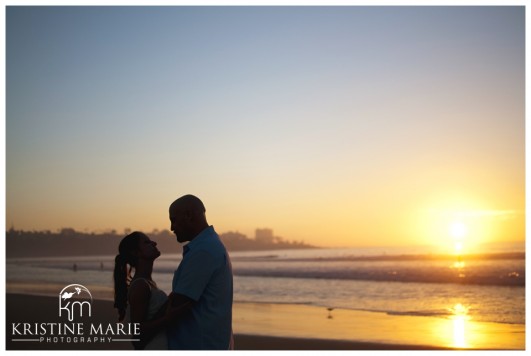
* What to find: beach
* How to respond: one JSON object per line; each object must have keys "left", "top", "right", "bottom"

{"left": 5, "top": 292, "right": 524, "bottom": 350}
{"left": 6, "top": 246, "right": 526, "bottom": 351}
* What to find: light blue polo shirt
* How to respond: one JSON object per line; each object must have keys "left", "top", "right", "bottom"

{"left": 168, "top": 226, "right": 234, "bottom": 350}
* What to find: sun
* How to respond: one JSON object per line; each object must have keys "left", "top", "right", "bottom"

{"left": 449, "top": 221, "right": 467, "bottom": 254}
{"left": 416, "top": 195, "right": 512, "bottom": 254}
{"left": 449, "top": 221, "right": 467, "bottom": 240}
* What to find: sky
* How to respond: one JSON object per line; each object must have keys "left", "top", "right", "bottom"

{"left": 5, "top": 6, "right": 525, "bottom": 249}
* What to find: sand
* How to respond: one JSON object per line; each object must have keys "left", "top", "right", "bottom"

{"left": 4, "top": 293, "right": 525, "bottom": 350}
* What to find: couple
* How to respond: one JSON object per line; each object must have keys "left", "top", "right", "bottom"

{"left": 113, "top": 195, "right": 234, "bottom": 350}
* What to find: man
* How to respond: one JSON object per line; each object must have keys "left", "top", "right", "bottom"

{"left": 167, "top": 194, "right": 234, "bottom": 350}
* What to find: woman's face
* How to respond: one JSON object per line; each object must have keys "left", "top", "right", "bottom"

{"left": 136, "top": 234, "right": 161, "bottom": 261}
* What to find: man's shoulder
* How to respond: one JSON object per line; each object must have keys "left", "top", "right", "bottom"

{"left": 191, "top": 236, "right": 227, "bottom": 255}
{"left": 187, "top": 235, "right": 228, "bottom": 264}
{"left": 195, "top": 227, "right": 225, "bottom": 246}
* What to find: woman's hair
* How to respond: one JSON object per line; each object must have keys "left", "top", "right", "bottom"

{"left": 113, "top": 231, "right": 143, "bottom": 321}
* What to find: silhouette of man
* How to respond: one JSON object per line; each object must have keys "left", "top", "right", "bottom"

{"left": 167, "top": 194, "right": 234, "bottom": 350}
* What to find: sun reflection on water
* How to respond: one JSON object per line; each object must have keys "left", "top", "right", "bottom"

{"left": 451, "top": 254, "right": 466, "bottom": 277}
{"left": 452, "top": 260, "right": 465, "bottom": 269}
{"left": 448, "top": 303, "right": 471, "bottom": 348}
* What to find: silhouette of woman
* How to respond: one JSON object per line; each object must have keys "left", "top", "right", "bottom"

{"left": 113, "top": 231, "right": 179, "bottom": 350}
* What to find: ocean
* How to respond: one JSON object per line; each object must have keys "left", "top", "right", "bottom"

{"left": 6, "top": 242, "right": 525, "bottom": 326}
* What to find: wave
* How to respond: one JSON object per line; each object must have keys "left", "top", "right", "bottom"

{"left": 230, "top": 251, "right": 525, "bottom": 262}
{"left": 232, "top": 267, "right": 525, "bottom": 287}
{"left": 8, "top": 251, "right": 525, "bottom": 287}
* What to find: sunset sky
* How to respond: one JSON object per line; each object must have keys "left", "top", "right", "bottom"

{"left": 6, "top": 6, "right": 525, "bottom": 248}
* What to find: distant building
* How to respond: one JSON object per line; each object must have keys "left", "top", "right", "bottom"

{"left": 60, "top": 228, "right": 77, "bottom": 236}
{"left": 255, "top": 228, "right": 274, "bottom": 244}
{"left": 222, "top": 231, "right": 248, "bottom": 242}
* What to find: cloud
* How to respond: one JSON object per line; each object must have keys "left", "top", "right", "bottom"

{"left": 452, "top": 210, "right": 522, "bottom": 220}
{"left": 428, "top": 209, "right": 523, "bottom": 221}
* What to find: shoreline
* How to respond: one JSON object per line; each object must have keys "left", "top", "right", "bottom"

{"left": 5, "top": 292, "right": 525, "bottom": 350}
{"left": 6, "top": 249, "right": 526, "bottom": 262}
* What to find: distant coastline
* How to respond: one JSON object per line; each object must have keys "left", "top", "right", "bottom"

{"left": 6, "top": 228, "right": 317, "bottom": 258}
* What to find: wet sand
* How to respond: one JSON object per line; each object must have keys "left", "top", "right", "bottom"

{"left": 5, "top": 293, "right": 525, "bottom": 350}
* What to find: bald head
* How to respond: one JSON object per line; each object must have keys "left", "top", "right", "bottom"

{"left": 170, "top": 194, "right": 206, "bottom": 215}
{"left": 169, "top": 195, "right": 209, "bottom": 243}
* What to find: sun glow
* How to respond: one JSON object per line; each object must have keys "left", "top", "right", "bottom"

{"left": 450, "top": 221, "right": 467, "bottom": 255}
{"left": 415, "top": 194, "right": 510, "bottom": 253}
{"left": 450, "top": 222, "right": 467, "bottom": 240}
{"left": 449, "top": 221, "right": 467, "bottom": 269}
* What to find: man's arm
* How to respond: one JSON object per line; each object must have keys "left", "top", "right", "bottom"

{"left": 165, "top": 292, "right": 195, "bottom": 324}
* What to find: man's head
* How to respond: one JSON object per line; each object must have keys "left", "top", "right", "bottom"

{"left": 169, "top": 194, "right": 209, "bottom": 243}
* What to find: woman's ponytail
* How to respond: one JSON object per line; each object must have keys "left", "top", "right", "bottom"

{"left": 113, "top": 232, "right": 142, "bottom": 322}
{"left": 113, "top": 254, "right": 129, "bottom": 321}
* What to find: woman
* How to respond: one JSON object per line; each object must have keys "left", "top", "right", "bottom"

{"left": 113, "top": 231, "right": 174, "bottom": 350}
